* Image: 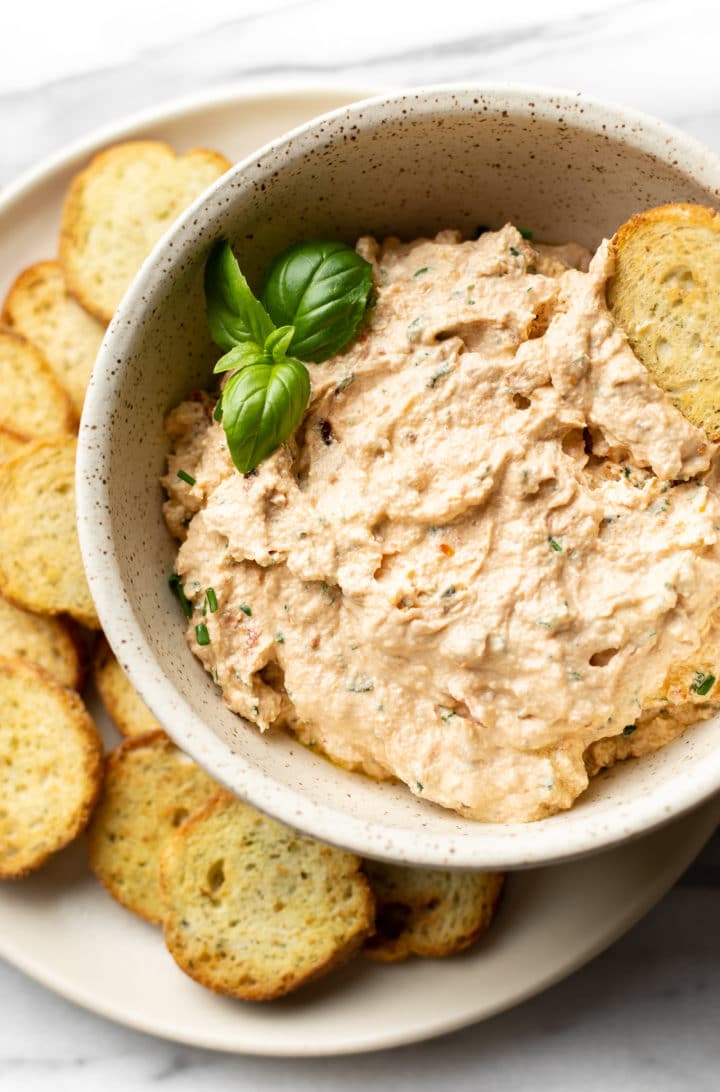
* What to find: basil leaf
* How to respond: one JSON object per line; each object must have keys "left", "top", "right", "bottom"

{"left": 205, "top": 240, "right": 275, "bottom": 352}
{"left": 221, "top": 357, "right": 310, "bottom": 474}
{"left": 260, "top": 241, "right": 373, "bottom": 363}
{"left": 264, "top": 325, "right": 295, "bottom": 362}
{"left": 213, "top": 342, "right": 266, "bottom": 374}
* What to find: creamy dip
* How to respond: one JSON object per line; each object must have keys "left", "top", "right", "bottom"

{"left": 163, "top": 225, "right": 720, "bottom": 823}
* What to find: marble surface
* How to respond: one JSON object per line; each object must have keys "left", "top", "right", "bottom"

{"left": 1, "top": 0, "right": 719, "bottom": 1086}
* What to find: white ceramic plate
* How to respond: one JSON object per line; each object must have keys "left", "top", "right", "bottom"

{"left": 0, "top": 84, "right": 718, "bottom": 1057}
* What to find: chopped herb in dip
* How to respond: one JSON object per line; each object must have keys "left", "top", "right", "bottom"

{"left": 168, "top": 573, "right": 193, "bottom": 618}
{"left": 345, "top": 675, "right": 374, "bottom": 693}
{"left": 427, "top": 363, "right": 451, "bottom": 389}
{"left": 177, "top": 469, "right": 196, "bottom": 486}
{"left": 335, "top": 373, "right": 355, "bottom": 393}
{"left": 195, "top": 622, "right": 210, "bottom": 646}
{"left": 406, "top": 316, "right": 425, "bottom": 341}
{"left": 691, "top": 671, "right": 716, "bottom": 696}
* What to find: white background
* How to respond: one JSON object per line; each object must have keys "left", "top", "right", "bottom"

{"left": 1, "top": 1, "right": 719, "bottom": 1089}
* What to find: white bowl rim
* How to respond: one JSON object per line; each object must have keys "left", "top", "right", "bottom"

{"left": 78, "top": 81, "right": 720, "bottom": 869}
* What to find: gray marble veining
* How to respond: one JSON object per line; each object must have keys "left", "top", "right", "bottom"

{"left": 4, "top": 0, "right": 720, "bottom": 186}
{"left": 0, "top": 887, "right": 717, "bottom": 1090}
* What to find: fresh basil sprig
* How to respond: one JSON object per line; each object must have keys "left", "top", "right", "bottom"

{"left": 221, "top": 355, "right": 310, "bottom": 475}
{"left": 261, "top": 241, "right": 374, "bottom": 363}
{"left": 204, "top": 237, "right": 373, "bottom": 474}
{"left": 204, "top": 240, "right": 275, "bottom": 351}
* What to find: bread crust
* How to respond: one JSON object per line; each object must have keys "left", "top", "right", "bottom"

{"left": 608, "top": 202, "right": 720, "bottom": 439}
{"left": 0, "top": 426, "right": 27, "bottom": 464}
{"left": 0, "top": 327, "right": 77, "bottom": 439}
{"left": 0, "top": 593, "right": 83, "bottom": 689}
{"left": 363, "top": 862, "right": 505, "bottom": 962}
{"left": 2, "top": 260, "right": 105, "bottom": 415}
{"left": 160, "top": 791, "right": 375, "bottom": 1000}
{"left": 87, "top": 732, "right": 216, "bottom": 924}
{"left": 92, "top": 637, "right": 163, "bottom": 737}
{"left": 0, "top": 437, "right": 99, "bottom": 628}
{"left": 59, "top": 141, "right": 232, "bottom": 323}
{"left": 0, "top": 657, "right": 103, "bottom": 878}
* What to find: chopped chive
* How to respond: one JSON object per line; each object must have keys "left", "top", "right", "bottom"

{"left": 509, "top": 246, "right": 520, "bottom": 257}
{"left": 416, "top": 781, "right": 424, "bottom": 792}
{"left": 168, "top": 573, "right": 193, "bottom": 618}
{"left": 206, "top": 587, "right": 218, "bottom": 613}
{"left": 548, "top": 536, "right": 563, "bottom": 553}
{"left": 195, "top": 622, "right": 210, "bottom": 646}
{"left": 442, "top": 585, "right": 456, "bottom": 598}
{"left": 427, "top": 362, "right": 451, "bottom": 389}
{"left": 691, "top": 671, "right": 716, "bottom": 696}
{"left": 177, "top": 469, "right": 196, "bottom": 486}
{"left": 252, "top": 705, "right": 259, "bottom": 716}
{"left": 345, "top": 675, "right": 374, "bottom": 693}
{"left": 335, "top": 373, "right": 355, "bottom": 393}
{"left": 275, "top": 631, "right": 285, "bottom": 644}
{"left": 413, "top": 266, "right": 430, "bottom": 277}
{"left": 622, "top": 724, "right": 637, "bottom": 736}
{"left": 239, "top": 604, "right": 252, "bottom": 616}
{"left": 519, "top": 228, "right": 534, "bottom": 240}
{"left": 407, "top": 315, "right": 424, "bottom": 341}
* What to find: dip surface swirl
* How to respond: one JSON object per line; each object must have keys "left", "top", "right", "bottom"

{"left": 164, "top": 225, "right": 720, "bottom": 822}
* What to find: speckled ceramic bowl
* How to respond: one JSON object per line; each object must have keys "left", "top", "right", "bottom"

{"left": 78, "top": 84, "right": 720, "bottom": 869}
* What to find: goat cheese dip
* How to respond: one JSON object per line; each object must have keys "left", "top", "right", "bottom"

{"left": 163, "top": 225, "right": 720, "bottom": 823}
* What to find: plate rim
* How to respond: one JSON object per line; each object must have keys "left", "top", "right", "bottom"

{"left": 0, "top": 77, "right": 388, "bottom": 214}
{"left": 0, "top": 799, "right": 716, "bottom": 1056}
{"left": 0, "top": 80, "right": 717, "bottom": 1057}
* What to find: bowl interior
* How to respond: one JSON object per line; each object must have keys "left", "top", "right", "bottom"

{"left": 79, "top": 86, "right": 720, "bottom": 868}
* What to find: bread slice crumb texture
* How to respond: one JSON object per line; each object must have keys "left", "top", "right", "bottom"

{"left": 93, "top": 637, "right": 163, "bottom": 737}
{"left": 160, "top": 792, "right": 375, "bottom": 1000}
{"left": 0, "top": 437, "right": 99, "bottom": 628}
{"left": 0, "top": 328, "right": 76, "bottom": 440}
{"left": 60, "top": 141, "right": 232, "bottom": 322}
{"left": 2, "top": 261, "right": 105, "bottom": 415}
{"left": 87, "top": 732, "right": 218, "bottom": 923}
{"left": 608, "top": 202, "right": 720, "bottom": 439}
{"left": 0, "top": 594, "right": 81, "bottom": 689}
{"left": 0, "top": 658, "right": 102, "bottom": 878}
{"left": 363, "top": 861, "right": 504, "bottom": 962}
